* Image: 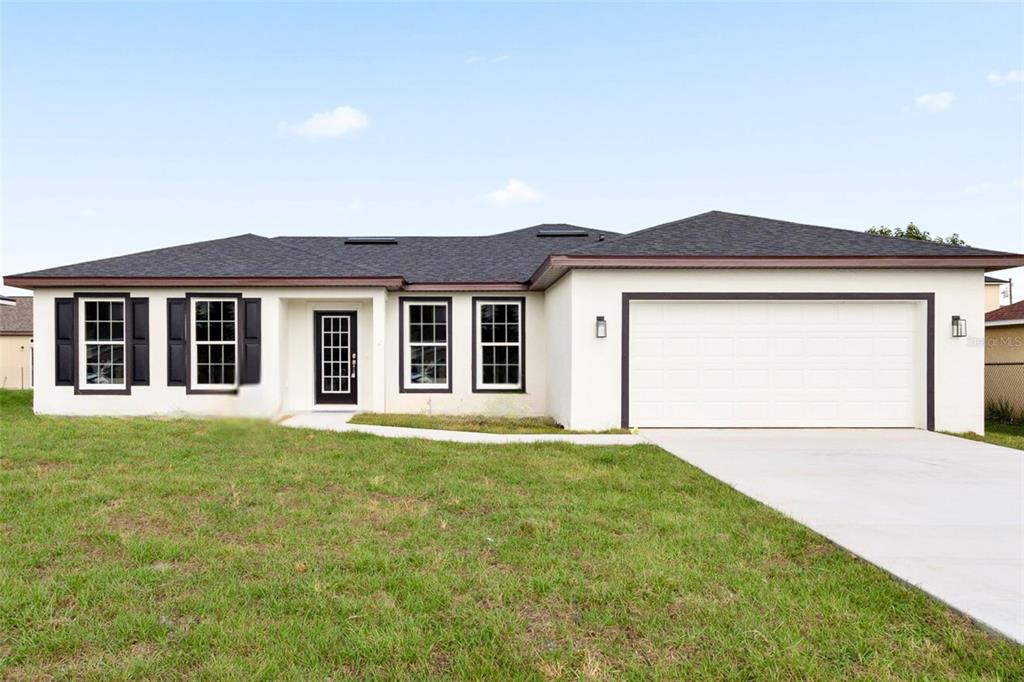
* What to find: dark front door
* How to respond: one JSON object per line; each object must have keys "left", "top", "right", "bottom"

{"left": 314, "top": 311, "right": 357, "bottom": 405}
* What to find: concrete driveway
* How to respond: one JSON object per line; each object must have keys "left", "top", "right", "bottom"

{"left": 642, "top": 428, "right": 1024, "bottom": 643}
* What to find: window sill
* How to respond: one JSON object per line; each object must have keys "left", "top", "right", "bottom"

{"left": 74, "top": 386, "right": 131, "bottom": 396}
{"left": 186, "top": 387, "right": 240, "bottom": 396}
{"left": 399, "top": 385, "right": 453, "bottom": 394}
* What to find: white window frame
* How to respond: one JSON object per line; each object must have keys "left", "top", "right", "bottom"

{"left": 190, "top": 297, "right": 239, "bottom": 391}
{"left": 402, "top": 299, "right": 450, "bottom": 391}
{"left": 474, "top": 299, "right": 523, "bottom": 391}
{"left": 77, "top": 296, "right": 127, "bottom": 390}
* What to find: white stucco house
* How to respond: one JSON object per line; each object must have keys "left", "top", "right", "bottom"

{"left": 7, "top": 211, "right": 1023, "bottom": 432}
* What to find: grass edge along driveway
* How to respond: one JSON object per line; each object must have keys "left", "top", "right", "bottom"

{"left": 1, "top": 390, "right": 1021, "bottom": 679}
{"left": 348, "top": 412, "right": 630, "bottom": 435}
{"left": 948, "top": 422, "right": 1024, "bottom": 452}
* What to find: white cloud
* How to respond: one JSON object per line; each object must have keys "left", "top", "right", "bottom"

{"left": 280, "top": 106, "right": 368, "bottom": 139}
{"left": 466, "top": 54, "right": 509, "bottom": 65}
{"left": 485, "top": 179, "right": 541, "bottom": 206}
{"left": 914, "top": 91, "right": 954, "bottom": 112}
{"left": 985, "top": 70, "right": 1023, "bottom": 86}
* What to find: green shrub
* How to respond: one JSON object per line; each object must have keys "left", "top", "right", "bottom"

{"left": 985, "top": 398, "right": 1024, "bottom": 425}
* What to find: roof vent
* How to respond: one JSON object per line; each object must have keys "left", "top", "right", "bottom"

{"left": 343, "top": 237, "right": 398, "bottom": 245}
{"left": 537, "top": 227, "right": 588, "bottom": 237}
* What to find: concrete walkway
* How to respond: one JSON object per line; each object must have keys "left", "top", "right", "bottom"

{"left": 642, "top": 428, "right": 1024, "bottom": 643}
{"left": 280, "top": 411, "right": 644, "bottom": 446}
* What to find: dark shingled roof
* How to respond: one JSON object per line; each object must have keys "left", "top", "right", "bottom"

{"left": 0, "top": 297, "right": 33, "bottom": 335}
{"left": 6, "top": 212, "right": 1019, "bottom": 285}
{"left": 986, "top": 275, "right": 1010, "bottom": 284}
{"left": 986, "top": 300, "right": 1024, "bottom": 324}
{"left": 274, "top": 224, "right": 618, "bottom": 283}
{"left": 11, "top": 234, "right": 388, "bottom": 279}
{"left": 565, "top": 211, "right": 1011, "bottom": 258}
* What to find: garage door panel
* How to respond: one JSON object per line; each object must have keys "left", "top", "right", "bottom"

{"left": 629, "top": 300, "right": 923, "bottom": 428}
{"left": 736, "top": 338, "right": 770, "bottom": 356}
{"left": 840, "top": 337, "right": 874, "bottom": 356}
{"left": 805, "top": 337, "right": 839, "bottom": 356}
{"left": 879, "top": 369, "right": 912, "bottom": 388}
{"left": 771, "top": 337, "right": 805, "bottom": 356}
{"left": 806, "top": 369, "right": 839, "bottom": 388}
{"left": 699, "top": 337, "right": 734, "bottom": 355}
{"left": 735, "top": 369, "right": 770, "bottom": 388}
{"left": 733, "top": 403, "right": 771, "bottom": 421}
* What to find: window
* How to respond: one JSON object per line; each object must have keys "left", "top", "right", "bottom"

{"left": 473, "top": 298, "right": 524, "bottom": 392}
{"left": 191, "top": 298, "right": 238, "bottom": 389}
{"left": 401, "top": 298, "right": 451, "bottom": 392}
{"left": 79, "top": 298, "right": 126, "bottom": 388}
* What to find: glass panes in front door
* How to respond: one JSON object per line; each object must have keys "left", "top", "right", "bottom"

{"left": 321, "top": 314, "right": 350, "bottom": 394}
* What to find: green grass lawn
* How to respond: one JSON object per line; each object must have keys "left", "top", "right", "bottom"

{"left": 348, "top": 412, "right": 629, "bottom": 435}
{"left": 1, "top": 390, "right": 1020, "bottom": 679}
{"left": 950, "top": 422, "right": 1024, "bottom": 452}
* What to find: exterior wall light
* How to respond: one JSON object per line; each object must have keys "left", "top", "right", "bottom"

{"left": 595, "top": 316, "right": 607, "bottom": 339}
{"left": 951, "top": 315, "right": 967, "bottom": 338}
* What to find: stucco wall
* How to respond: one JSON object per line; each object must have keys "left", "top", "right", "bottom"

{"left": 0, "top": 335, "right": 33, "bottom": 389}
{"left": 561, "top": 268, "right": 986, "bottom": 433}
{"left": 30, "top": 269, "right": 986, "bottom": 432}
{"left": 279, "top": 297, "right": 382, "bottom": 413}
{"left": 31, "top": 287, "right": 546, "bottom": 419}
{"left": 31, "top": 287, "right": 387, "bottom": 417}
{"left": 544, "top": 275, "right": 573, "bottom": 427}
{"left": 382, "top": 292, "right": 547, "bottom": 417}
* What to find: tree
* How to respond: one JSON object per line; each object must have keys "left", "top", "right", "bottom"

{"left": 866, "top": 222, "right": 967, "bottom": 246}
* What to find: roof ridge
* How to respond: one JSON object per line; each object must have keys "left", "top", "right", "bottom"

{"left": 559, "top": 211, "right": 716, "bottom": 255}
{"left": 707, "top": 210, "right": 1010, "bottom": 255}
{"left": 563, "top": 210, "right": 1011, "bottom": 257}
{"left": 275, "top": 226, "right": 621, "bottom": 240}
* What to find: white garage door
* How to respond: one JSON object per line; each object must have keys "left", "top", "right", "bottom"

{"left": 628, "top": 300, "right": 923, "bottom": 428}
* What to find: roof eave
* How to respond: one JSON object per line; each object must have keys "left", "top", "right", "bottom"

{"left": 403, "top": 282, "right": 529, "bottom": 292}
{"left": 528, "top": 254, "right": 1024, "bottom": 290}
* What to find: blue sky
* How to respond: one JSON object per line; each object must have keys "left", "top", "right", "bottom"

{"left": 2, "top": 2, "right": 1022, "bottom": 296}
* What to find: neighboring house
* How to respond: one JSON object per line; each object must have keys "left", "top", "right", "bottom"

{"left": 984, "top": 275, "right": 1010, "bottom": 312}
{"left": 0, "top": 296, "right": 34, "bottom": 389}
{"left": 5, "top": 211, "right": 1024, "bottom": 432}
{"left": 984, "top": 300, "right": 1024, "bottom": 413}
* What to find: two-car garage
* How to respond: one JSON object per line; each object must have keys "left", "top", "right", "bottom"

{"left": 625, "top": 294, "right": 931, "bottom": 429}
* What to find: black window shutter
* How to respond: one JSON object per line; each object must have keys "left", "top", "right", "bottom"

{"left": 130, "top": 298, "right": 150, "bottom": 385}
{"left": 167, "top": 298, "right": 187, "bottom": 386}
{"left": 54, "top": 298, "right": 75, "bottom": 386}
{"left": 241, "top": 298, "right": 261, "bottom": 384}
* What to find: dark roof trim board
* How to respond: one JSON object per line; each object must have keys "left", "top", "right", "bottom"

{"left": 528, "top": 254, "right": 1024, "bottom": 290}
{"left": 985, "top": 276, "right": 1010, "bottom": 284}
{"left": 404, "top": 282, "right": 530, "bottom": 291}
